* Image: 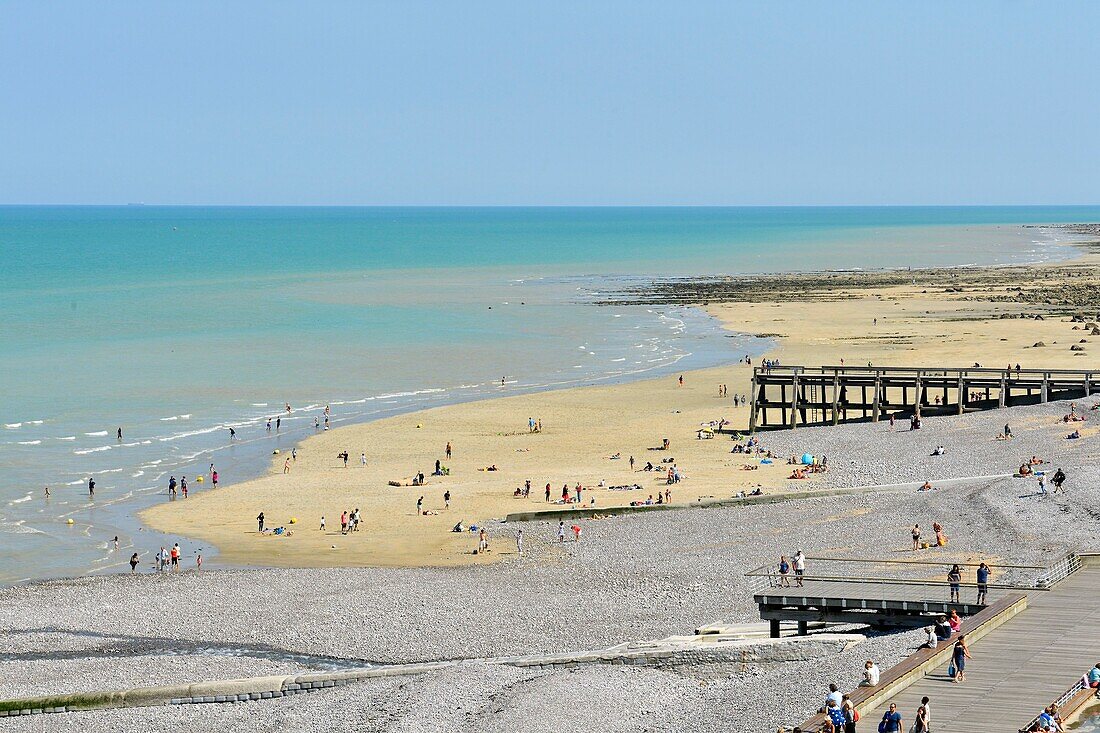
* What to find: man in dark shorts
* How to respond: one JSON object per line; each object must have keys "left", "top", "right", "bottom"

{"left": 976, "top": 562, "right": 990, "bottom": 604}
{"left": 257, "top": 512, "right": 265, "bottom": 532}
{"left": 88, "top": 477, "right": 95, "bottom": 497}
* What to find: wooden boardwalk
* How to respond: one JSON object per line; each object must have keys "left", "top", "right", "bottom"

{"left": 882, "top": 561, "right": 1100, "bottom": 732}
{"left": 749, "top": 364, "right": 1098, "bottom": 430}
{"left": 755, "top": 577, "right": 1016, "bottom": 631}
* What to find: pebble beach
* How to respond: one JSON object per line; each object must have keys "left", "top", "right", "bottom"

{"left": 3, "top": 395, "right": 1097, "bottom": 731}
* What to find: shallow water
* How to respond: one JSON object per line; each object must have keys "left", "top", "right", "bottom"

{"left": 1, "top": 206, "right": 1097, "bottom": 585}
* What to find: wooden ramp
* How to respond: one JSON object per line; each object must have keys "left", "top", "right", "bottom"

{"left": 869, "top": 560, "right": 1100, "bottom": 732}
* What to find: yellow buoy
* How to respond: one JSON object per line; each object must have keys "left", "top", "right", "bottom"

{"left": 196, "top": 476, "right": 204, "bottom": 483}
{"left": 289, "top": 517, "right": 297, "bottom": 524}
{"left": 416, "top": 423, "right": 422, "bottom": 429}
{"left": 273, "top": 449, "right": 280, "bottom": 454}
{"left": 66, "top": 518, "right": 74, "bottom": 525}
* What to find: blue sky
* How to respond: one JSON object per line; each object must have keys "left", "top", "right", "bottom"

{"left": 2, "top": 1, "right": 1098, "bottom": 205}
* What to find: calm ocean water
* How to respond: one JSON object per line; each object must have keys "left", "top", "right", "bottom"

{"left": 1, "top": 206, "right": 1098, "bottom": 584}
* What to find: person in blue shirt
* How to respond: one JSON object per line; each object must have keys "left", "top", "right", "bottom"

{"left": 976, "top": 562, "right": 991, "bottom": 604}
{"left": 880, "top": 702, "right": 903, "bottom": 732}
{"left": 825, "top": 699, "right": 846, "bottom": 729}
{"left": 1087, "top": 662, "right": 1100, "bottom": 689}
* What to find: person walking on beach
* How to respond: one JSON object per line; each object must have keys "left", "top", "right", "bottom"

{"left": 340, "top": 511, "right": 348, "bottom": 534}
{"left": 88, "top": 477, "right": 95, "bottom": 498}
{"left": 169, "top": 476, "right": 177, "bottom": 496}
{"left": 170, "top": 543, "right": 180, "bottom": 571}
{"left": 948, "top": 564, "right": 962, "bottom": 603}
{"left": 181, "top": 479, "right": 188, "bottom": 499}
{"left": 515, "top": 529, "right": 523, "bottom": 555}
{"left": 446, "top": 441, "right": 452, "bottom": 459}
{"left": 951, "top": 634, "right": 971, "bottom": 682}
{"left": 629, "top": 455, "right": 635, "bottom": 471}
{"left": 229, "top": 427, "right": 237, "bottom": 440}
{"left": 557, "top": 520, "right": 566, "bottom": 543}
{"left": 912, "top": 523, "right": 921, "bottom": 550}
{"left": 416, "top": 496, "right": 424, "bottom": 515}
{"left": 528, "top": 417, "right": 536, "bottom": 432}
{"left": 678, "top": 374, "right": 684, "bottom": 386}
{"left": 266, "top": 418, "right": 272, "bottom": 432}
{"left": 360, "top": 452, "right": 366, "bottom": 466}
{"left": 444, "top": 490, "right": 451, "bottom": 509}
{"left": 545, "top": 483, "right": 551, "bottom": 502}
{"left": 292, "top": 448, "right": 297, "bottom": 461}
{"left": 1052, "top": 468, "right": 1067, "bottom": 493}
{"left": 129, "top": 552, "right": 139, "bottom": 573}
{"left": 319, "top": 515, "right": 326, "bottom": 532}
{"left": 256, "top": 512, "right": 265, "bottom": 532}
{"left": 478, "top": 527, "right": 489, "bottom": 552}
{"left": 283, "top": 457, "right": 291, "bottom": 474}
{"left": 339, "top": 451, "right": 348, "bottom": 467}
{"left": 211, "top": 470, "right": 218, "bottom": 488}
{"left": 196, "top": 554, "right": 202, "bottom": 570}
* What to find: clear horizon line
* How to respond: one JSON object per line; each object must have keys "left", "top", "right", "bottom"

{"left": 3, "top": 203, "right": 1100, "bottom": 209}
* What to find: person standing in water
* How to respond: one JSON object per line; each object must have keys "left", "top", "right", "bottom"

{"left": 276, "top": 416, "right": 281, "bottom": 431}
{"left": 229, "top": 427, "right": 237, "bottom": 440}
{"left": 117, "top": 427, "right": 123, "bottom": 441}
{"left": 88, "top": 477, "right": 95, "bottom": 497}
{"left": 129, "top": 552, "right": 139, "bottom": 573}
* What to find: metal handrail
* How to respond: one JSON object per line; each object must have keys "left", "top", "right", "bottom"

{"left": 748, "top": 571, "right": 1042, "bottom": 593}
{"left": 1018, "top": 674, "right": 1094, "bottom": 732}
{"left": 803, "top": 555, "right": 1044, "bottom": 571}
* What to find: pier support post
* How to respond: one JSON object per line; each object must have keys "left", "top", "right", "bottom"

{"left": 749, "top": 373, "right": 759, "bottom": 432}
{"left": 998, "top": 377, "right": 1006, "bottom": 408}
{"left": 797, "top": 620, "right": 808, "bottom": 636}
{"left": 871, "top": 374, "right": 881, "bottom": 422}
{"left": 1041, "top": 373, "right": 1049, "bottom": 403}
{"left": 789, "top": 373, "right": 800, "bottom": 429}
{"left": 958, "top": 375, "right": 965, "bottom": 415}
{"left": 831, "top": 373, "right": 840, "bottom": 425}
{"left": 1086, "top": 374, "right": 1092, "bottom": 398}
{"left": 913, "top": 375, "right": 922, "bottom": 419}
{"left": 770, "top": 619, "right": 781, "bottom": 639}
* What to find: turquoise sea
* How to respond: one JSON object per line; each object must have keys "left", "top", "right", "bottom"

{"left": 1, "top": 206, "right": 1098, "bottom": 585}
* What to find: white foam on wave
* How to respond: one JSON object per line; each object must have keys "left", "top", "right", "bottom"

{"left": 0, "top": 520, "right": 45, "bottom": 535}
{"left": 85, "top": 430, "right": 108, "bottom": 437}
{"left": 8, "top": 493, "right": 33, "bottom": 505}
{"left": 29, "top": 420, "right": 44, "bottom": 424}
{"left": 5, "top": 423, "right": 21, "bottom": 429}
{"left": 131, "top": 471, "right": 144, "bottom": 478}
{"left": 57, "top": 436, "right": 76, "bottom": 441}
{"left": 74, "top": 445, "right": 113, "bottom": 455}
{"left": 157, "top": 425, "right": 224, "bottom": 442}
{"left": 251, "top": 403, "right": 268, "bottom": 407}
{"left": 611, "top": 358, "right": 626, "bottom": 362}
{"left": 17, "top": 440, "right": 42, "bottom": 445}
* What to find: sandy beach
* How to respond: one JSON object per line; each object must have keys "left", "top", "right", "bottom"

{"left": 141, "top": 254, "right": 1100, "bottom": 570}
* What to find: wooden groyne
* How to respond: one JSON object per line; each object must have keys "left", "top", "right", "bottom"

{"left": 749, "top": 365, "right": 1097, "bottom": 430}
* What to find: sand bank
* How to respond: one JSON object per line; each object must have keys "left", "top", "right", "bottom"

{"left": 141, "top": 256, "right": 1100, "bottom": 568}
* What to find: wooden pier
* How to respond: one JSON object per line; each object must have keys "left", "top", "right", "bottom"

{"left": 748, "top": 365, "right": 1098, "bottom": 431}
